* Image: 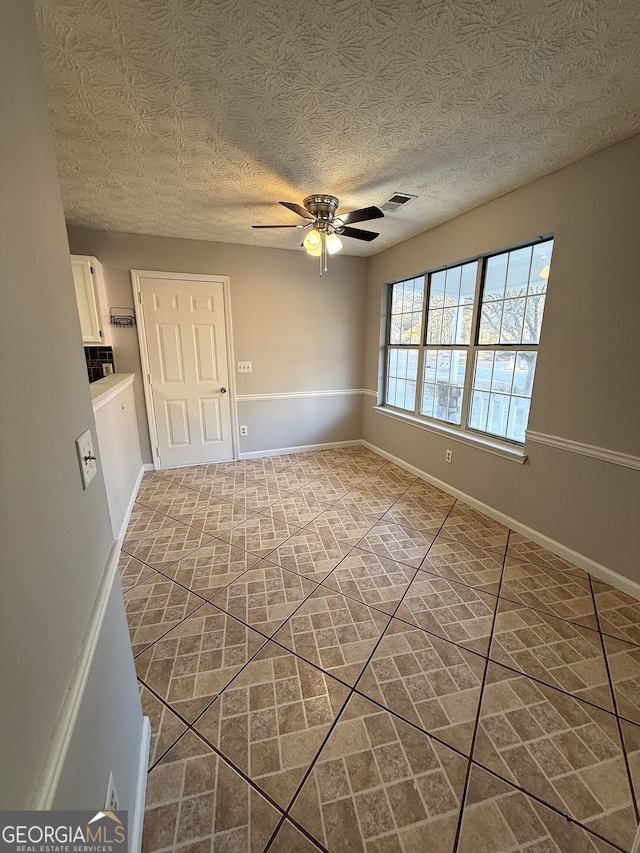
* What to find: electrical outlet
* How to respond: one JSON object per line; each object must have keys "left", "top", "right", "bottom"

{"left": 105, "top": 772, "right": 119, "bottom": 811}
{"left": 239, "top": 425, "right": 248, "bottom": 436}
{"left": 445, "top": 449, "right": 453, "bottom": 464}
{"left": 237, "top": 361, "right": 252, "bottom": 373}
{"left": 75, "top": 429, "right": 97, "bottom": 489}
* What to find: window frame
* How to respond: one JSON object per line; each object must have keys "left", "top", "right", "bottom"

{"left": 382, "top": 235, "right": 553, "bottom": 449}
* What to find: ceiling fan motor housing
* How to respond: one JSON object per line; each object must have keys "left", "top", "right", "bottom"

{"left": 303, "top": 194, "right": 339, "bottom": 229}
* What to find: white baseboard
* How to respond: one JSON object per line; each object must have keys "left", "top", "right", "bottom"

{"left": 117, "top": 465, "right": 148, "bottom": 540}
{"left": 363, "top": 441, "right": 640, "bottom": 602}
{"left": 130, "top": 716, "right": 151, "bottom": 853}
{"left": 143, "top": 463, "right": 154, "bottom": 472}
{"left": 29, "top": 540, "right": 121, "bottom": 808}
{"left": 239, "top": 439, "right": 365, "bottom": 460}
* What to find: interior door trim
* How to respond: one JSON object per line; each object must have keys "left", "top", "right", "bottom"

{"left": 131, "top": 269, "right": 238, "bottom": 469}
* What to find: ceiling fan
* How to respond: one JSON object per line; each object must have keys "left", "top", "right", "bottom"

{"left": 252, "top": 194, "right": 384, "bottom": 274}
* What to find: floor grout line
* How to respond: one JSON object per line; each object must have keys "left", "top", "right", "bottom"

{"left": 451, "top": 527, "right": 509, "bottom": 853}
{"left": 589, "top": 573, "right": 640, "bottom": 826}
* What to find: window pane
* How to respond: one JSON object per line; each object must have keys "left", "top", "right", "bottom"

{"left": 474, "top": 351, "right": 494, "bottom": 391}
{"left": 488, "top": 393, "right": 510, "bottom": 438}
{"left": 480, "top": 241, "right": 552, "bottom": 348}
{"left": 469, "top": 349, "right": 538, "bottom": 442}
{"left": 385, "top": 347, "right": 418, "bottom": 411}
{"left": 436, "top": 349, "right": 451, "bottom": 382}
{"left": 479, "top": 302, "right": 502, "bottom": 344}
{"left": 484, "top": 254, "right": 507, "bottom": 301}
{"left": 386, "top": 377, "right": 397, "bottom": 405}
{"left": 410, "top": 279, "right": 422, "bottom": 310}
{"left": 421, "top": 382, "right": 436, "bottom": 418}
{"left": 426, "top": 308, "right": 441, "bottom": 344}
{"left": 461, "top": 305, "right": 473, "bottom": 342}
{"left": 389, "top": 278, "right": 424, "bottom": 344}
{"left": 530, "top": 240, "right": 553, "bottom": 293}
{"left": 491, "top": 351, "right": 515, "bottom": 393}
{"left": 428, "top": 262, "right": 474, "bottom": 345}
{"left": 389, "top": 317, "right": 401, "bottom": 344}
{"left": 460, "top": 263, "right": 477, "bottom": 304}
{"left": 507, "top": 397, "right": 531, "bottom": 443}
{"left": 430, "top": 271, "right": 446, "bottom": 308}
{"left": 420, "top": 349, "right": 466, "bottom": 425}
{"left": 499, "top": 297, "right": 525, "bottom": 343}
{"left": 409, "top": 313, "right": 423, "bottom": 343}
{"left": 402, "top": 380, "right": 417, "bottom": 410}
{"left": 441, "top": 307, "right": 457, "bottom": 344}
{"left": 469, "top": 389, "right": 489, "bottom": 432}
{"left": 445, "top": 266, "right": 461, "bottom": 306}
{"left": 513, "top": 351, "right": 537, "bottom": 396}
{"left": 523, "top": 294, "right": 545, "bottom": 344}
{"left": 505, "top": 246, "right": 532, "bottom": 297}
{"left": 424, "top": 350, "right": 437, "bottom": 383}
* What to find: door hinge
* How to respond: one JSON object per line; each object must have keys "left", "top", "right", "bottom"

{"left": 147, "top": 372, "right": 152, "bottom": 385}
{"left": 138, "top": 291, "right": 143, "bottom": 304}
{"left": 90, "top": 266, "right": 94, "bottom": 274}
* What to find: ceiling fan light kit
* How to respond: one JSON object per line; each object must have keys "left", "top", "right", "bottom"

{"left": 303, "top": 229, "right": 322, "bottom": 256}
{"left": 325, "top": 232, "right": 343, "bottom": 255}
{"left": 252, "top": 193, "right": 384, "bottom": 275}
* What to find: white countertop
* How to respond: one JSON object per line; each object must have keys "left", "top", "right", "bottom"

{"left": 90, "top": 373, "right": 135, "bottom": 409}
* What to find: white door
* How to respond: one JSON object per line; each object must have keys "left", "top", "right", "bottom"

{"left": 134, "top": 272, "right": 234, "bottom": 468}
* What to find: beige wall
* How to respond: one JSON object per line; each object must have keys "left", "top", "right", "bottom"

{"left": 363, "top": 135, "right": 640, "bottom": 581}
{"left": 67, "top": 228, "right": 369, "bottom": 461}
{"left": 0, "top": 1, "right": 143, "bottom": 811}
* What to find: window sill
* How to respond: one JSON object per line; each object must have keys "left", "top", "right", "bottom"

{"left": 373, "top": 406, "right": 528, "bottom": 463}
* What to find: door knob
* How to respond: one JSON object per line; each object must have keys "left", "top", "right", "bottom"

{"left": 220, "top": 387, "right": 227, "bottom": 393}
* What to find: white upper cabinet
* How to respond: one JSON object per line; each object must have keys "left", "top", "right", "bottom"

{"left": 71, "top": 255, "right": 110, "bottom": 345}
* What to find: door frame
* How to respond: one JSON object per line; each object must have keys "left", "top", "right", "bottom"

{"left": 131, "top": 269, "right": 238, "bottom": 470}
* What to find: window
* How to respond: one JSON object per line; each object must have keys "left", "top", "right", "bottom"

{"left": 383, "top": 238, "right": 553, "bottom": 444}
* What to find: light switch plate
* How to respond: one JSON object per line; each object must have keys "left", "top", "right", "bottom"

{"left": 76, "top": 428, "right": 97, "bottom": 490}
{"left": 237, "top": 361, "right": 252, "bottom": 373}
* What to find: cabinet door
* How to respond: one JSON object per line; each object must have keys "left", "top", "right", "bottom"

{"left": 71, "top": 257, "right": 101, "bottom": 343}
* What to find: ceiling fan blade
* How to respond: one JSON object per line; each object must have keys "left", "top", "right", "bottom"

{"left": 338, "top": 205, "right": 384, "bottom": 225}
{"left": 340, "top": 225, "right": 380, "bottom": 242}
{"left": 279, "top": 201, "right": 315, "bottom": 220}
{"left": 251, "top": 224, "right": 306, "bottom": 229}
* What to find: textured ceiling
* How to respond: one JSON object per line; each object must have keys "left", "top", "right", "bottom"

{"left": 34, "top": 0, "right": 640, "bottom": 256}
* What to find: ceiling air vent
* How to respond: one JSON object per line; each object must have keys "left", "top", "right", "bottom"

{"left": 380, "top": 192, "right": 417, "bottom": 213}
